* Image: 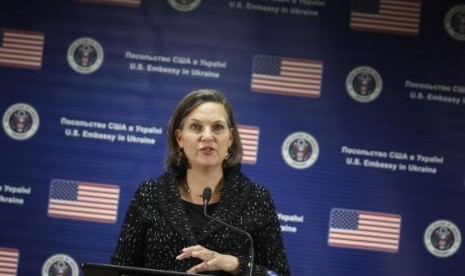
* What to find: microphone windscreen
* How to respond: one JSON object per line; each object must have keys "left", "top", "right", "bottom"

{"left": 202, "top": 187, "right": 212, "bottom": 202}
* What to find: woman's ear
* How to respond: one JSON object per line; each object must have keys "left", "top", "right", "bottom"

{"left": 175, "top": 129, "right": 182, "bottom": 147}
{"left": 229, "top": 128, "right": 234, "bottom": 147}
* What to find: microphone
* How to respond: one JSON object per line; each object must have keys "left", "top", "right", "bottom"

{"left": 202, "top": 187, "right": 212, "bottom": 204}
{"left": 202, "top": 187, "right": 254, "bottom": 276}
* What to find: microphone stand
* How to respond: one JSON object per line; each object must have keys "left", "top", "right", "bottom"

{"left": 202, "top": 188, "right": 254, "bottom": 276}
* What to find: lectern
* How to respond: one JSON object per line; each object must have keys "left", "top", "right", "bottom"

{"left": 81, "top": 262, "right": 211, "bottom": 276}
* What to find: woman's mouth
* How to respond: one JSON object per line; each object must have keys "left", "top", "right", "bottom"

{"left": 200, "top": 147, "right": 215, "bottom": 153}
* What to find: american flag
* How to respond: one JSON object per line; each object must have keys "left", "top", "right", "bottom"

{"left": 0, "top": 29, "right": 44, "bottom": 70}
{"left": 0, "top": 247, "right": 19, "bottom": 276}
{"left": 328, "top": 208, "right": 401, "bottom": 253}
{"left": 238, "top": 125, "right": 260, "bottom": 164}
{"left": 48, "top": 179, "right": 120, "bottom": 223}
{"left": 251, "top": 54, "right": 323, "bottom": 98}
{"left": 350, "top": 0, "right": 422, "bottom": 36}
{"left": 74, "top": 0, "right": 141, "bottom": 7}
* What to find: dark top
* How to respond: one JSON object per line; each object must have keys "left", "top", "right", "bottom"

{"left": 111, "top": 169, "right": 290, "bottom": 275}
{"left": 181, "top": 200, "right": 218, "bottom": 239}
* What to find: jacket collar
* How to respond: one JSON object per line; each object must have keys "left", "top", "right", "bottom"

{"left": 157, "top": 169, "right": 252, "bottom": 243}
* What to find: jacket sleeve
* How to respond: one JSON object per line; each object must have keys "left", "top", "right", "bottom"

{"left": 247, "top": 186, "right": 291, "bottom": 276}
{"left": 110, "top": 182, "right": 150, "bottom": 267}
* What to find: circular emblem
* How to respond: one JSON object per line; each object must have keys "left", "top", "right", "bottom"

{"left": 168, "top": 0, "right": 202, "bottom": 12}
{"left": 42, "top": 254, "right": 79, "bottom": 276}
{"left": 3, "top": 103, "right": 39, "bottom": 140}
{"left": 346, "top": 66, "right": 382, "bottom": 103}
{"left": 67, "top": 37, "right": 104, "bottom": 74}
{"left": 424, "top": 220, "right": 461, "bottom": 258}
{"left": 444, "top": 5, "right": 465, "bottom": 41}
{"left": 282, "top": 132, "right": 319, "bottom": 169}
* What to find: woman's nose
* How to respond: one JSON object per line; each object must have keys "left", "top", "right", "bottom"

{"left": 200, "top": 127, "right": 214, "bottom": 141}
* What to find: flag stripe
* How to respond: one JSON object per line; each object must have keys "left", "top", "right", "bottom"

{"left": 0, "top": 53, "right": 42, "bottom": 62}
{"left": 328, "top": 208, "right": 401, "bottom": 253}
{"left": 79, "top": 190, "right": 119, "bottom": 198}
{"left": 254, "top": 74, "right": 321, "bottom": 84}
{"left": 48, "top": 212, "right": 117, "bottom": 222}
{"left": 360, "top": 211, "right": 402, "bottom": 219}
{"left": 351, "top": 15, "right": 419, "bottom": 27}
{"left": 350, "top": 0, "right": 421, "bottom": 36}
{"left": 252, "top": 85, "right": 321, "bottom": 97}
{"left": 48, "top": 179, "right": 120, "bottom": 223}
{"left": 0, "top": 29, "right": 44, "bottom": 69}
{"left": 49, "top": 199, "right": 118, "bottom": 212}
{"left": 251, "top": 55, "right": 323, "bottom": 98}
{"left": 2, "top": 42, "right": 43, "bottom": 51}
{"left": 0, "top": 47, "right": 43, "bottom": 56}
{"left": 243, "top": 144, "right": 258, "bottom": 151}
{"left": 330, "top": 228, "right": 399, "bottom": 239}
{"left": 0, "top": 58, "right": 41, "bottom": 68}
{"left": 252, "top": 77, "right": 322, "bottom": 89}
{"left": 329, "top": 232, "right": 399, "bottom": 244}
{"left": 238, "top": 125, "right": 259, "bottom": 164}
{"left": 360, "top": 220, "right": 401, "bottom": 229}
{"left": 0, "top": 248, "right": 19, "bottom": 276}
{"left": 4, "top": 36, "right": 43, "bottom": 45}
{"left": 48, "top": 207, "right": 117, "bottom": 217}
{"left": 329, "top": 240, "right": 399, "bottom": 252}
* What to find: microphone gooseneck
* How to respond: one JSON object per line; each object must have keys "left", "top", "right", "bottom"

{"left": 202, "top": 187, "right": 254, "bottom": 276}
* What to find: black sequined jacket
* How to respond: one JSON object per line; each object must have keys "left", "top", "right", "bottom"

{"left": 111, "top": 168, "right": 290, "bottom": 275}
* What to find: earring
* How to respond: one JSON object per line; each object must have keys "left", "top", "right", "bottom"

{"left": 224, "top": 151, "right": 230, "bottom": 160}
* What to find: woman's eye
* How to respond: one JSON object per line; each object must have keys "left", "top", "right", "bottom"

{"left": 190, "top": 124, "right": 202, "bottom": 131}
{"left": 212, "top": 124, "right": 225, "bottom": 131}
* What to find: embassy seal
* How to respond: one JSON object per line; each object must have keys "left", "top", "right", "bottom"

{"left": 424, "top": 219, "right": 461, "bottom": 258}
{"left": 3, "top": 103, "right": 39, "bottom": 140}
{"left": 444, "top": 5, "right": 465, "bottom": 41}
{"left": 346, "top": 66, "right": 383, "bottom": 103}
{"left": 42, "top": 254, "right": 79, "bottom": 276}
{"left": 282, "top": 132, "right": 319, "bottom": 169}
{"left": 168, "top": 0, "right": 202, "bottom": 12}
{"left": 67, "top": 37, "right": 104, "bottom": 74}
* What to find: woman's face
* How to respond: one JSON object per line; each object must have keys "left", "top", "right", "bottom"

{"left": 175, "top": 102, "right": 233, "bottom": 171}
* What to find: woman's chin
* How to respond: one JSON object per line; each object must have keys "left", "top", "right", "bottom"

{"left": 193, "top": 160, "right": 222, "bottom": 169}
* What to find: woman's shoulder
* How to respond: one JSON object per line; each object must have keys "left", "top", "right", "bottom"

{"left": 128, "top": 171, "right": 179, "bottom": 215}
{"left": 228, "top": 170, "right": 271, "bottom": 196}
{"left": 134, "top": 170, "right": 177, "bottom": 196}
{"left": 228, "top": 172, "right": 278, "bottom": 216}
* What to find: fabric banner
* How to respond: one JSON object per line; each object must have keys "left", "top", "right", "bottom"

{"left": 1, "top": 0, "right": 464, "bottom": 275}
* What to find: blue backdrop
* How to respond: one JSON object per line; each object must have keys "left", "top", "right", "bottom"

{"left": 1, "top": 0, "right": 465, "bottom": 275}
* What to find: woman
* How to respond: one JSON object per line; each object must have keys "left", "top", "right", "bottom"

{"left": 111, "top": 89, "right": 290, "bottom": 275}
